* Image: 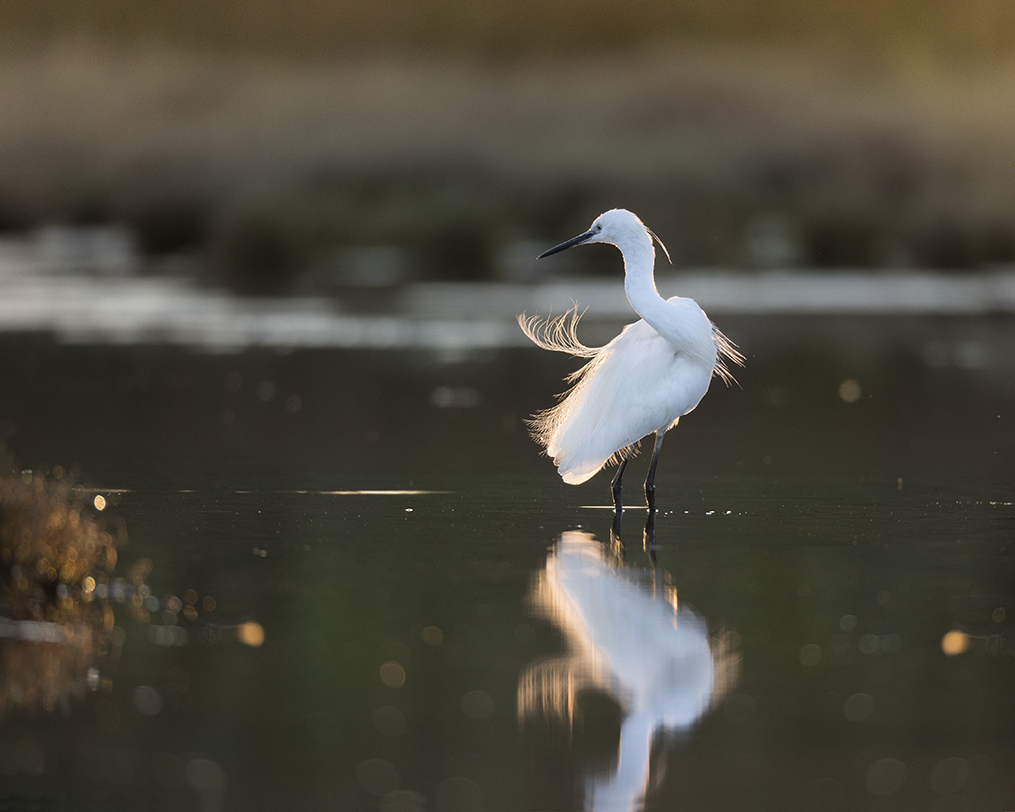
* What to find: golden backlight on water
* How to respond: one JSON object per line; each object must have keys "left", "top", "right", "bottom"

{"left": 941, "top": 630, "right": 971, "bottom": 656}
{"left": 236, "top": 621, "right": 266, "bottom": 648}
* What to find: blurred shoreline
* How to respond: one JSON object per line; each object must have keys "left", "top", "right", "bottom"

{"left": 3, "top": 40, "right": 1015, "bottom": 285}
{"left": 1, "top": 241, "right": 1012, "bottom": 352}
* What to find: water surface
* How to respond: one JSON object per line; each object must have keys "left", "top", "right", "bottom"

{"left": 0, "top": 316, "right": 1012, "bottom": 811}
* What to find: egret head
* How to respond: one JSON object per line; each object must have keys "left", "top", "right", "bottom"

{"left": 537, "top": 209, "right": 670, "bottom": 263}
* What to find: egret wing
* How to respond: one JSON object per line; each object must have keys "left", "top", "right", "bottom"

{"left": 539, "top": 321, "right": 712, "bottom": 484}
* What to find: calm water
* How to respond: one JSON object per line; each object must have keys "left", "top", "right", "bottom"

{"left": 0, "top": 314, "right": 1013, "bottom": 811}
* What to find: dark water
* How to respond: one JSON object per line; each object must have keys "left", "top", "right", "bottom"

{"left": 0, "top": 315, "right": 1013, "bottom": 811}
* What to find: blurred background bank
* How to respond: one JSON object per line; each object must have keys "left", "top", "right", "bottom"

{"left": 1, "top": 1, "right": 1015, "bottom": 303}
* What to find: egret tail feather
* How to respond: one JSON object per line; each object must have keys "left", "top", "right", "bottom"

{"left": 712, "top": 326, "right": 745, "bottom": 387}
{"left": 517, "top": 308, "right": 597, "bottom": 359}
{"left": 519, "top": 309, "right": 610, "bottom": 466}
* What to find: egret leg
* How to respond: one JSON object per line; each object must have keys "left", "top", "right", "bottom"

{"left": 609, "top": 511, "right": 625, "bottom": 562}
{"left": 610, "top": 446, "right": 635, "bottom": 514}
{"left": 643, "top": 508, "right": 658, "bottom": 570}
{"left": 644, "top": 431, "right": 666, "bottom": 513}
{"left": 610, "top": 506, "right": 624, "bottom": 548}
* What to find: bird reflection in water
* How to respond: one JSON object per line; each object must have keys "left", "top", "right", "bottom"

{"left": 518, "top": 516, "right": 740, "bottom": 811}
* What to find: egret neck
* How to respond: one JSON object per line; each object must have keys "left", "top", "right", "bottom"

{"left": 618, "top": 227, "right": 664, "bottom": 324}
{"left": 618, "top": 229, "right": 712, "bottom": 366}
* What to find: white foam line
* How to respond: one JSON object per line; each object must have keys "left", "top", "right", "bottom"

{"left": 3, "top": 271, "right": 1015, "bottom": 350}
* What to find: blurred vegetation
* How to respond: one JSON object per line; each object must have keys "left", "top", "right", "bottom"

{"left": 4, "top": 0, "right": 1015, "bottom": 62}
{"left": 0, "top": 468, "right": 116, "bottom": 715}
{"left": 2, "top": 1, "right": 1015, "bottom": 290}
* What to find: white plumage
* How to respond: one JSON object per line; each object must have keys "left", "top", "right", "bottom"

{"left": 520, "top": 209, "right": 742, "bottom": 507}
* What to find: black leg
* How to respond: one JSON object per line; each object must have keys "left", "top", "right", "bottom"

{"left": 610, "top": 505, "right": 624, "bottom": 549}
{"left": 644, "top": 431, "right": 666, "bottom": 513}
{"left": 642, "top": 507, "right": 658, "bottom": 569}
{"left": 610, "top": 446, "right": 634, "bottom": 514}
{"left": 609, "top": 510, "right": 625, "bottom": 563}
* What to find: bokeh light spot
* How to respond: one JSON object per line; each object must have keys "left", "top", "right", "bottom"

{"left": 236, "top": 621, "right": 265, "bottom": 647}
{"left": 431, "top": 386, "right": 481, "bottom": 409}
{"left": 435, "top": 775, "right": 483, "bottom": 812}
{"left": 356, "top": 758, "right": 400, "bottom": 796}
{"left": 422, "top": 625, "right": 444, "bottom": 645}
{"left": 372, "top": 706, "right": 407, "bottom": 737}
{"left": 799, "top": 643, "right": 822, "bottom": 667}
{"left": 132, "top": 685, "right": 163, "bottom": 716}
{"left": 941, "top": 630, "right": 970, "bottom": 655}
{"left": 380, "top": 789, "right": 425, "bottom": 812}
{"left": 799, "top": 777, "right": 844, "bottom": 812}
{"left": 93, "top": 494, "right": 106, "bottom": 511}
{"left": 380, "top": 661, "right": 406, "bottom": 688}
{"left": 858, "top": 634, "right": 880, "bottom": 655}
{"left": 224, "top": 370, "right": 243, "bottom": 393}
{"left": 514, "top": 623, "right": 535, "bottom": 643}
{"left": 931, "top": 757, "right": 970, "bottom": 795}
{"left": 461, "top": 690, "right": 495, "bottom": 720}
{"left": 185, "top": 759, "right": 227, "bottom": 811}
{"left": 256, "top": 380, "right": 276, "bottom": 401}
{"left": 446, "top": 751, "right": 488, "bottom": 782}
{"left": 723, "top": 693, "right": 757, "bottom": 722}
{"left": 839, "top": 379, "right": 862, "bottom": 403}
{"left": 842, "top": 692, "right": 874, "bottom": 722}
{"left": 865, "top": 758, "right": 907, "bottom": 795}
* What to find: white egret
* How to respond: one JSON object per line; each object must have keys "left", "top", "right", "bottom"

{"left": 519, "top": 209, "right": 743, "bottom": 512}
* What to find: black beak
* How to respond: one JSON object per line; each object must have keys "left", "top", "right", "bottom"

{"left": 537, "top": 229, "right": 595, "bottom": 259}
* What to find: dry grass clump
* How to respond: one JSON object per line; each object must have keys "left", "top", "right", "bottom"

{"left": 0, "top": 473, "right": 117, "bottom": 618}
{"left": 0, "top": 471, "right": 118, "bottom": 715}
